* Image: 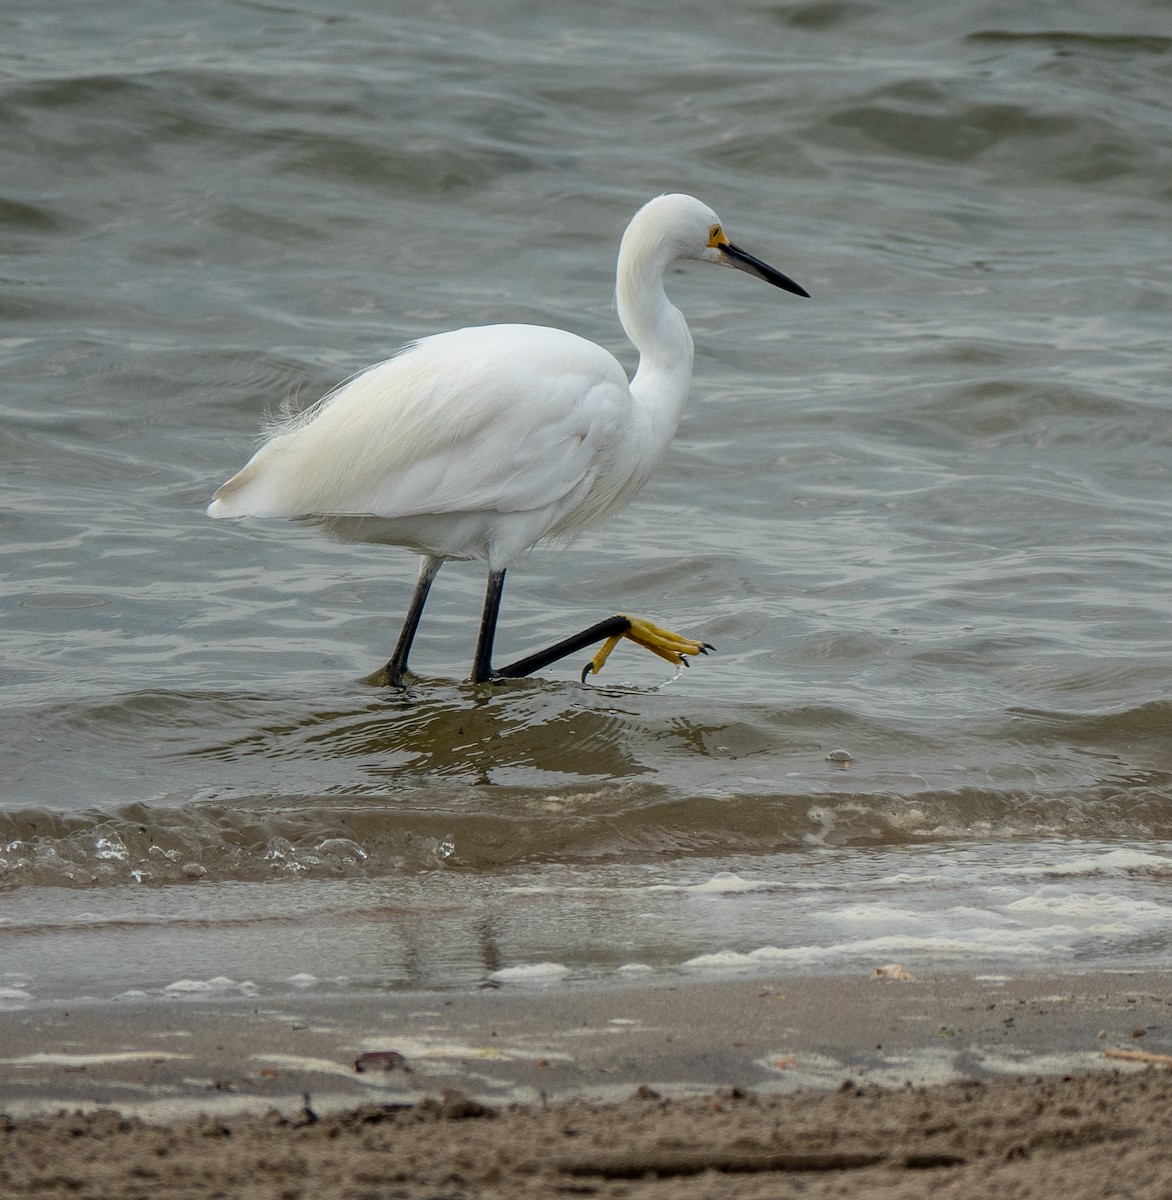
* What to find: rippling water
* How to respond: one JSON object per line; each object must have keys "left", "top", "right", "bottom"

{"left": 2, "top": 0, "right": 1171, "bottom": 1002}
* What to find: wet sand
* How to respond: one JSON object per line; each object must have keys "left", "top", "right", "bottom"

{"left": 3, "top": 970, "right": 1171, "bottom": 1197}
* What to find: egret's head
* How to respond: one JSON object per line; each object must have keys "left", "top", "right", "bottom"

{"left": 627, "top": 193, "right": 809, "bottom": 298}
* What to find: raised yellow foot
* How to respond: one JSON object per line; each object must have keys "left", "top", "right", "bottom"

{"left": 581, "top": 616, "right": 713, "bottom": 682}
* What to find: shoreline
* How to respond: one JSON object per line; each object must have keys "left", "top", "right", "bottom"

{"left": 4, "top": 969, "right": 1172, "bottom": 1198}
{"left": 3, "top": 967, "right": 1170, "bottom": 1120}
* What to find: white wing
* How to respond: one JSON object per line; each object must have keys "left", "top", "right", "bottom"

{"left": 210, "top": 324, "right": 633, "bottom": 525}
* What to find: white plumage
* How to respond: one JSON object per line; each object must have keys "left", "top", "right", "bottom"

{"left": 211, "top": 325, "right": 637, "bottom": 563}
{"left": 209, "top": 193, "right": 808, "bottom": 684}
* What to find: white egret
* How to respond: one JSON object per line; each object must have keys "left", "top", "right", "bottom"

{"left": 208, "top": 193, "right": 808, "bottom": 685}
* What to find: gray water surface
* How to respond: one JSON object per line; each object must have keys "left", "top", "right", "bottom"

{"left": 2, "top": 0, "right": 1171, "bottom": 999}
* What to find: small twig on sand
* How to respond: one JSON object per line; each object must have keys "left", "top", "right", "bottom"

{"left": 1104, "top": 1048, "right": 1172, "bottom": 1067}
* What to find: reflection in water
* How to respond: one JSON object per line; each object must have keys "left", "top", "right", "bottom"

{"left": 191, "top": 678, "right": 653, "bottom": 782}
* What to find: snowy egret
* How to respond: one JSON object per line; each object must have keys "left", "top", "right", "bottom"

{"left": 208, "top": 193, "right": 808, "bottom": 685}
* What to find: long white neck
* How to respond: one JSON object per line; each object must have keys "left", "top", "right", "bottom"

{"left": 615, "top": 227, "right": 694, "bottom": 446}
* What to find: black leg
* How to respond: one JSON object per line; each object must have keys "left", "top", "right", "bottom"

{"left": 494, "top": 615, "right": 632, "bottom": 679}
{"left": 471, "top": 567, "right": 507, "bottom": 683}
{"left": 471, "top": 570, "right": 708, "bottom": 685}
{"left": 472, "top": 569, "right": 633, "bottom": 682}
{"left": 384, "top": 554, "right": 443, "bottom": 686}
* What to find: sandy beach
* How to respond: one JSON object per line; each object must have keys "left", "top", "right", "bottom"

{"left": 3, "top": 969, "right": 1171, "bottom": 1196}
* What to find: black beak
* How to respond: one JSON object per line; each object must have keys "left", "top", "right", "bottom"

{"left": 721, "top": 241, "right": 810, "bottom": 298}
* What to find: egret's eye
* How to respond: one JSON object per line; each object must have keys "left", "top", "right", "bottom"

{"left": 707, "top": 224, "right": 726, "bottom": 247}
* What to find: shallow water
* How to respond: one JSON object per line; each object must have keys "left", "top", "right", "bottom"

{"left": 2, "top": 0, "right": 1171, "bottom": 1004}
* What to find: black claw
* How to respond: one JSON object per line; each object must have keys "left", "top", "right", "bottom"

{"left": 680, "top": 656, "right": 690, "bottom": 669}
{"left": 580, "top": 662, "right": 594, "bottom": 684}
{"left": 701, "top": 643, "right": 715, "bottom": 654}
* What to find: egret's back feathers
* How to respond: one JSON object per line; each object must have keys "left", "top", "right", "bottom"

{"left": 209, "top": 324, "right": 648, "bottom": 563}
